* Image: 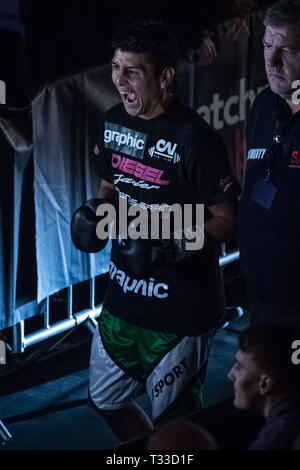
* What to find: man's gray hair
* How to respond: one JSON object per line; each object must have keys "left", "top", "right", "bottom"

{"left": 264, "top": 0, "right": 300, "bottom": 29}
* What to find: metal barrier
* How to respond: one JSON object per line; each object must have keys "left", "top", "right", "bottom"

{"left": 219, "top": 249, "right": 240, "bottom": 267}
{"left": 0, "top": 419, "right": 12, "bottom": 445}
{"left": 12, "top": 277, "right": 102, "bottom": 354}
{"left": 11, "top": 249, "right": 240, "bottom": 354}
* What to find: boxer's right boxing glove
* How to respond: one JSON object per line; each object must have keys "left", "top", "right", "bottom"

{"left": 71, "top": 198, "right": 115, "bottom": 253}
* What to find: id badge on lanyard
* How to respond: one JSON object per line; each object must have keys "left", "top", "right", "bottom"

{"left": 249, "top": 171, "right": 278, "bottom": 209}
{"left": 249, "top": 134, "right": 282, "bottom": 210}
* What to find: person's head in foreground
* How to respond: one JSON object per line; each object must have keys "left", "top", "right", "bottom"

{"left": 146, "top": 419, "right": 217, "bottom": 450}
{"left": 111, "top": 20, "right": 178, "bottom": 120}
{"left": 263, "top": 0, "right": 300, "bottom": 108}
{"left": 228, "top": 322, "right": 300, "bottom": 418}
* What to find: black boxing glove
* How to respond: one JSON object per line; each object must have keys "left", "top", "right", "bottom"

{"left": 112, "top": 236, "right": 165, "bottom": 278}
{"left": 112, "top": 224, "right": 206, "bottom": 279}
{"left": 164, "top": 225, "right": 207, "bottom": 263}
{"left": 71, "top": 198, "right": 116, "bottom": 253}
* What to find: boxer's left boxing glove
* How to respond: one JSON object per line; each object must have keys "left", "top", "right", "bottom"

{"left": 112, "top": 235, "right": 165, "bottom": 278}
{"left": 112, "top": 224, "right": 207, "bottom": 279}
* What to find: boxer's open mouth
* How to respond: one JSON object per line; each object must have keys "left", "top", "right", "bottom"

{"left": 119, "top": 90, "right": 137, "bottom": 104}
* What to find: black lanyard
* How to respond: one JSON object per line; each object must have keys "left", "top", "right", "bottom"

{"left": 265, "top": 121, "right": 284, "bottom": 182}
{"left": 264, "top": 94, "right": 293, "bottom": 182}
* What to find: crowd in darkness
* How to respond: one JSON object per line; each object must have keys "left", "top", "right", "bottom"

{"left": 0, "top": 0, "right": 274, "bottom": 106}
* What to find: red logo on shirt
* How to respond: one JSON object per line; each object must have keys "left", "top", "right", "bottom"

{"left": 220, "top": 175, "right": 233, "bottom": 191}
{"left": 289, "top": 150, "right": 300, "bottom": 168}
{"left": 111, "top": 154, "right": 170, "bottom": 185}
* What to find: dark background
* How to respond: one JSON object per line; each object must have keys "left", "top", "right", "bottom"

{"left": 0, "top": 0, "right": 273, "bottom": 107}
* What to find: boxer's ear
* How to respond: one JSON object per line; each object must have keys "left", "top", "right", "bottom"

{"left": 159, "top": 67, "right": 175, "bottom": 91}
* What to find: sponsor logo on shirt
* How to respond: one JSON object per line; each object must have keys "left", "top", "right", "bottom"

{"left": 113, "top": 174, "right": 160, "bottom": 190}
{"left": 104, "top": 122, "right": 147, "bottom": 159}
{"left": 148, "top": 139, "right": 181, "bottom": 163}
{"left": 109, "top": 261, "right": 169, "bottom": 299}
{"left": 115, "top": 189, "right": 174, "bottom": 211}
{"left": 153, "top": 358, "right": 188, "bottom": 398}
{"left": 247, "top": 148, "right": 267, "bottom": 160}
{"left": 220, "top": 175, "right": 234, "bottom": 192}
{"left": 289, "top": 150, "right": 300, "bottom": 168}
{"left": 111, "top": 154, "right": 170, "bottom": 186}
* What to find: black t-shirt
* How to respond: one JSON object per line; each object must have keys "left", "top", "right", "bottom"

{"left": 239, "top": 87, "right": 300, "bottom": 306}
{"left": 93, "top": 98, "right": 237, "bottom": 335}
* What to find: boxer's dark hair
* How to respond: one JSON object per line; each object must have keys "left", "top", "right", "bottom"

{"left": 239, "top": 322, "right": 300, "bottom": 393}
{"left": 112, "top": 21, "right": 178, "bottom": 73}
{"left": 264, "top": 0, "right": 300, "bottom": 32}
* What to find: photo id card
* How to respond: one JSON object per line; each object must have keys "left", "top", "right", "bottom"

{"left": 249, "top": 178, "right": 278, "bottom": 209}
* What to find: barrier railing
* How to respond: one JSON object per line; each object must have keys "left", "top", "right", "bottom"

{"left": 11, "top": 249, "right": 240, "bottom": 354}
{"left": 12, "top": 277, "right": 102, "bottom": 354}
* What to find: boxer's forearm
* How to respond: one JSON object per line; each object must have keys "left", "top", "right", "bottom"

{"left": 204, "top": 203, "right": 236, "bottom": 242}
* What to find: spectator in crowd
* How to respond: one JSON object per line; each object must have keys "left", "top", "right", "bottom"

{"left": 228, "top": 322, "right": 300, "bottom": 449}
